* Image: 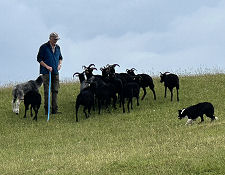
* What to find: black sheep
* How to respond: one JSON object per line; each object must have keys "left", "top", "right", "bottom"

{"left": 160, "top": 72, "right": 179, "bottom": 101}
{"left": 126, "top": 68, "right": 156, "bottom": 100}
{"left": 24, "top": 91, "right": 41, "bottom": 121}
{"left": 75, "top": 86, "right": 95, "bottom": 122}
{"left": 123, "top": 82, "right": 140, "bottom": 112}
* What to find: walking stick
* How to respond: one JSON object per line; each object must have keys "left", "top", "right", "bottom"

{"left": 47, "top": 71, "right": 51, "bottom": 121}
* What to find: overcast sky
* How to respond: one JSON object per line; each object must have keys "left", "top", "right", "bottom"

{"left": 1, "top": 0, "right": 225, "bottom": 85}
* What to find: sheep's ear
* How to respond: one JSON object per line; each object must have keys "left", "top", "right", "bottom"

{"left": 160, "top": 72, "right": 162, "bottom": 75}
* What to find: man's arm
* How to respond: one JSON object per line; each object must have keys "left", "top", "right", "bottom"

{"left": 40, "top": 61, "right": 52, "bottom": 72}
{"left": 57, "top": 59, "right": 62, "bottom": 71}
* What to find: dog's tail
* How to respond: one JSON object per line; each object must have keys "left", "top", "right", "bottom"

{"left": 35, "top": 75, "right": 43, "bottom": 88}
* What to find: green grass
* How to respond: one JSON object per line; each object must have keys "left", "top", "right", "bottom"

{"left": 1, "top": 74, "right": 225, "bottom": 174}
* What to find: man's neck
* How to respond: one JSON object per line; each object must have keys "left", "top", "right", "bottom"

{"left": 49, "top": 41, "right": 56, "bottom": 53}
{"left": 50, "top": 42, "right": 56, "bottom": 48}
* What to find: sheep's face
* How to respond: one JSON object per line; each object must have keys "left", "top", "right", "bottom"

{"left": 160, "top": 74, "right": 165, "bottom": 83}
{"left": 85, "top": 67, "right": 97, "bottom": 78}
{"left": 101, "top": 67, "right": 110, "bottom": 77}
{"left": 126, "top": 69, "right": 135, "bottom": 76}
{"left": 78, "top": 73, "right": 85, "bottom": 82}
{"left": 178, "top": 109, "right": 187, "bottom": 120}
{"left": 85, "top": 68, "right": 92, "bottom": 75}
{"left": 108, "top": 66, "right": 115, "bottom": 75}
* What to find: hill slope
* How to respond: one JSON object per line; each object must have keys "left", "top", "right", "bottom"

{"left": 0, "top": 74, "right": 225, "bottom": 175}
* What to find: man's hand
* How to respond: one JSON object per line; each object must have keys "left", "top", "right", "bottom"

{"left": 58, "top": 64, "right": 62, "bottom": 71}
{"left": 46, "top": 65, "right": 53, "bottom": 72}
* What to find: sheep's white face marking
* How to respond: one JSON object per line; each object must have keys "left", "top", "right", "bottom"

{"left": 12, "top": 99, "right": 21, "bottom": 114}
{"left": 185, "top": 119, "right": 193, "bottom": 125}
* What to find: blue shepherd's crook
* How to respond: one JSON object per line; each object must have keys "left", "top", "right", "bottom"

{"left": 47, "top": 71, "right": 51, "bottom": 121}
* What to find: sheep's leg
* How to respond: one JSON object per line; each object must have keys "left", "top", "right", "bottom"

{"left": 24, "top": 104, "right": 29, "bottom": 118}
{"left": 118, "top": 94, "right": 121, "bottom": 107}
{"left": 98, "top": 99, "right": 101, "bottom": 114}
{"left": 170, "top": 88, "right": 173, "bottom": 101}
{"left": 112, "top": 95, "right": 117, "bottom": 109}
{"left": 176, "top": 87, "right": 179, "bottom": 101}
{"left": 130, "top": 98, "right": 133, "bottom": 110}
{"left": 92, "top": 97, "right": 95, "bottom": 111}
{"left": 150, "top": 87, "right": 156, "bottom": 100}
{"left": 105, "top": 98, "right": 110, "bottom": 113}
{"left": 75, "top": 104, "right": 79, "bottom": 122}
{"left": 30, "top": 106, "right": 33, "bottom": 117}
{"left": 164, "top": 86, "right": 167, "bottom": 98}
{"left": 127, "top": 99, "right": 130, "bottom": 112}
{"left": 88, "top": 106, "right": 91, "bottom": 117}
{"left": 119, "top": 91, "right": 124, "bottom": 108}
{"left": 33, "top": 109, "right": 38, "bottom": 121}
{"left": 141, "top": 87, "right": 146, "bottom": 100}
{"left": 136, "top": 96, "right": 139, "bottom": 106}
{"left": 122, "top": 97, "right": 125, "bottom": 113}
{"left": 83, "top": 107, "right": 88, "bottom": 118}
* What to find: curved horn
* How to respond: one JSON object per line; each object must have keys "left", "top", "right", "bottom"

{"left": 131, "top": 68, "right": 137, "bottom": 71}
{"left": 88, "top": 64, "right": 95, "bottom": 68}
{"left": 82, "top": 65, "right": 87, "bottom": 70}
{"left": 113, "top": 64, "right": 120, "bottom": 67}
{"left": 91, "top": 67, "right": 97, "bottom": 71}
{"left": 73, "top": 72, "right": 80, "bottom": 78}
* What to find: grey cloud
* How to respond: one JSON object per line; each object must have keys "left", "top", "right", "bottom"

{"left": 1, "top": 0, "right": 225, "bottom": 85}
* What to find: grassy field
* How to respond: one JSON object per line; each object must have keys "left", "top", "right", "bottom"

{"left": 1, "top": 74, "right": 225, "bottom": 175}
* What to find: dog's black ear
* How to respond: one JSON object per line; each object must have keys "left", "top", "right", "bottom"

{"left": 178, "top": 110, "right": 182, "bottom": 114}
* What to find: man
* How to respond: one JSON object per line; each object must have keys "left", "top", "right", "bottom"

{"left": 37, "top": 32, "right": 63, "bottom": 114}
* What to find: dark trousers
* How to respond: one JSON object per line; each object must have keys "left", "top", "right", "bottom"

{"left": 43, "top": 74, "right": 59, "bottom": 113}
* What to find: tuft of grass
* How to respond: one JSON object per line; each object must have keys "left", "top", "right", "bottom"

{"left": 1, "top": 74, "right": 225, "bottom": 174}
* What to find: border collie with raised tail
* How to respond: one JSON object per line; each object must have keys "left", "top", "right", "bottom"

{"left": 178, "top": 102, "right": 218, "bottom": 125}
{"left": 12, "top": 75, "right": 43, "bottom": 114}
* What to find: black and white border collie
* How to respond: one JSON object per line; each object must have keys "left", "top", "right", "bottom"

{"left": 12, "top": 75, "right": 43, "bottom": 114}
{"left": 178, "top": 102, "right": 218, "bottom": 125}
